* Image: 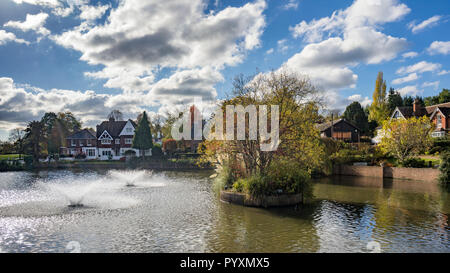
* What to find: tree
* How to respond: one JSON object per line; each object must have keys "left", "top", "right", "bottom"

{"left": 343, "top": 102, "right": 368, "bottom": 134}
{"left": 387, "top": 88, "right": 403, "bottom": 112}
{"left": 369, "top": 72, "right": 390, "bottom": 125}
{"left": 8, "top": 128, "right": 26, "bottom": 157}
{"left": 57, "top": 112, "right": 81, "bottom": 135}
{"left": 132, "top": 111, "right": 153, "bottom": 158}
{"left": 24, "top": 121, "right": 45, "bottom": 165}
{"left": 424, "top": 89, "right": 450, "bottom": 106}
{"left": 202, "top": 71, "right": 325, "bottom": 177}
{"left": 107, "top": 110, "right": 124, "bottom": 121}
{"left": 379, "top": 116, "right": 433, "bottom": 164}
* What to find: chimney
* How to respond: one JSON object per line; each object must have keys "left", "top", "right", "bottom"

{"left": 413, "top": 99, "right": 421, "bottom": 114}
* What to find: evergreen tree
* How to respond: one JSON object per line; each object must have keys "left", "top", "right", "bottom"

{"left": 387, "top": 88, "right": 403, "bottom": 112}
{"left": 343, "top": 101, "right": 368, "bottom": 134}
{"left": 132, "top": 111, "right": 153, "bottom": 158}
{"left": 369, "top": 72, "right": 390, "bottom": 125}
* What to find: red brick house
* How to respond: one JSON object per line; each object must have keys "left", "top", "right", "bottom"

{"left": 62, "top": 129, "right": 97, "bottom": 158}
{"left": 390, "top": 100, "right": 450, "bottom": 138}
{"left": 96, "top": 117, "right": 143, "bottom": 160}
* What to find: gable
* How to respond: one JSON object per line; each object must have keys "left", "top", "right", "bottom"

{"left": 119, "top": 120, "right": 136, "bottom": 136}
{"left": 98, "top": 130, "right": 113, "bottom": 140}
{"left": 390, "top": 108, "right": 405, "bottom": 120}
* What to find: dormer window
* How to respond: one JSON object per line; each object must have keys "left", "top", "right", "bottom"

{"left": 101, "top": 139, "right": 111, "bottom": 145}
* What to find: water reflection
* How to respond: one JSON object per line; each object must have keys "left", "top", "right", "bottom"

{"left": 0, "top": 171, "right": 448, "bottom": 252}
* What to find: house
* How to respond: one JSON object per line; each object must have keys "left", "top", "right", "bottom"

{"left": 316, "top": 119, "right": 361, "bottom": 143}
{"left": 62, "top": 129, "right": 97, "bottom": 159}
{"left": 390, "top": 100, "right": 450, "bottom": 138}
{"left": 96, "top": 117, "right": 146, "bottom": 160}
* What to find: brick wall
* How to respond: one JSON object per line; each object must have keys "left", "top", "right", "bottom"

{"left": 333, "top": 165, "right": 440, "bottom": 182}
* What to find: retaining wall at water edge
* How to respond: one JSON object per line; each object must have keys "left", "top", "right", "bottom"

{"left": 333, "top": 165, "right": 440, "bottom": 182}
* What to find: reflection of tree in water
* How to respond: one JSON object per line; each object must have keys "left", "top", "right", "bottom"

{"left": 205, "top": 200, "right": 320, "bottom": 253}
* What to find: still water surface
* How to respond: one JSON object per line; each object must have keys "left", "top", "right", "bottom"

{"left": 0, "top": 170, "right": 448, "bottom": 253}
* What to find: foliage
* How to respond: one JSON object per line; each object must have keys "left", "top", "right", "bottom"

{"left": 0, "top": 160, "right": 24, "bottom": 172}
{"left": 439, "top": 151, "right": 450, "bottom": 185}
{"left": 387, "top": 88, "right": 403, "bottom": 113}
{"left": 343, "top": 101, "right": 368, "bottom": 134}
{"left": 379, "top": 116, "right": 433, "bottom": 164}
{"left": 133, "top": 111, "right": 153, "bottom": 157}
{"left": 124, "top": 150, "right": 136, "bottom": 156}
{"left": 151, "top": 144, "right": 163, "bottom": 157}
{"left": 163, "top": 139, "right": 177, "bottom": 156}
{"left": 24, "top": 120, "right": 45, "bottom": 165}
{"left": 107, "top": 110, "right": 124, "bottom": 121}
{"left": 399, "top": 158, "right": 427, "bottom": 168}
{"left": 424, "top": 89, "right": 450, "bottom": 106}
{"left": 75, "top": 153, "right": 87, "bottom": 160}
{"left": 369, "top": 72, "right": 390, "bottom": 125}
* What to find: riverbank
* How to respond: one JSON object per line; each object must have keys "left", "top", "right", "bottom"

{"left": 35, "top": 161, "right": 212, "bottom": 171}
{"left": 333, "top": 164, "right": 440, "bottom": 182}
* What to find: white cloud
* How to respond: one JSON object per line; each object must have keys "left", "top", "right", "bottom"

{"left": 285, "top": 0, "right": 409, "bottom": 90}
{"left": 396, "top": 61, "right": 441, "bottom": 75}
{"left": 347, "top": 94, "right": 372, "bottom": 107}
{"left": 438, "top": 70, "right": 450, "bottom": 76}
{"left": 402, "top": 51, "right": 418, "bottom": 58}
{"left": 397, "top": 85, "right": 423, "bottom": 96}
{"left": 392, "top": 73, "right": 419, "bottom": 85}
{"left": 265, "top": 48, "right": 274, "bottom": 54}
{"left": 4, "top": 13, "right": 50, "bottom": 36}
{"left": 277, "top": 39, "right": 289, "bottom": 53}
{"left": 52, "top": 0, "right": 267, "bottom": 101}
{"left": 282, "top": 0, "right": 299, "bottom": 10}
{"left": 408, "top": 15, "right": 442, "bottom": 34}
{"left": 422, "top": 81, "right": 440, "bottom": 90}
{"left": 427, "top": 41, "right": 450, "bottom": 55}
{"left": 0, "top": 30, "right": 29, "bottom": 45}
{"left": 79, "top": 4, "right": 110, "bottom": 21}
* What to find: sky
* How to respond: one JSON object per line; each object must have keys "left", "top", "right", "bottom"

{"left": 0, "top": 0, "right": 449, "bottom": 140}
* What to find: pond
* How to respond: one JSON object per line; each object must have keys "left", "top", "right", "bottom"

{"left": 0, "top": 170, "right": 448, "bottom": 253}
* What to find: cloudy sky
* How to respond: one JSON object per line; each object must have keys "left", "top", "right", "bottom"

{"left": 0, "top": 0, "right": 449, "bottom": 140}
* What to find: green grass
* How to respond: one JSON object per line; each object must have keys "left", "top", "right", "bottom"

{"left": 0, "top": 154, "right": 21, "bottom": 160}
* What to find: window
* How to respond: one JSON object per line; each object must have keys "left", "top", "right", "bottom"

{"left": 393, "top": 111, "right": 400, "bottom": 119}
{"left": 332, "top": 131, "right": 351, "bottom": 140}
{"left": 101, "top": 139, "right": 111, "bottom": 145}
{"left": 125, "top": 138, "right": 132, "bottom": 144}
{"left": 437, "top": 114, "right": 442, "bottom": 128}
{"left": 71, "top": 140, "right": 76, "bottom": 146}
{"left": 115, "top": 139, "right": 120, "bottom": 144}
{"left": 102, "top": 150, "right": 111, "bottom": 156}
{"left": 87, "top": 149, "right": 95, "bottom": 157}
{"left": 87, "top": 140, "right": 92, "bottom": 146}
{"left": 80, "top": 140, "right": 84, "bottom": 147}
{"left": 432, "top": 131, "right": 445, "bottom": 138}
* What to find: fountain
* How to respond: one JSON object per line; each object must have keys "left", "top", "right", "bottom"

{"left": 108, "top": 170, "right": 152, "bottom": 187}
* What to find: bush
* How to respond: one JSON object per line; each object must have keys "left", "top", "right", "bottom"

{"left": 400, "top": 158, "right": 427, "bottom": 168}
{"left": 439, "top": 151, "right": 450, "bottom": 185}
{"left": 151, "top": 145, "right": 163, "bottom": 157}
{"left": 232, "top": 179, "right": 246, "bottom": 193}
{"left": 266, "top": 159, "right": 311, "bottom": 196}
{"left": 124, "top": 150, "right": 136, "bottom": 156}
{"left": 75, "top": 153, "right": 87, "bottom": 160}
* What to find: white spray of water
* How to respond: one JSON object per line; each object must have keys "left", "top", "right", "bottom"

{"left": 108, "top": 170, "right": 165, "bottom": 188}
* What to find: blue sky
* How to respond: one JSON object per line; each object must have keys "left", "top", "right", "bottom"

{"left": 0, "top": 0, "right": 449, "bottom": 140}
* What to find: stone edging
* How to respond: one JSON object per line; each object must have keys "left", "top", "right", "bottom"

{"left": 220, "top": 190, "right": 303, "bottom": 208}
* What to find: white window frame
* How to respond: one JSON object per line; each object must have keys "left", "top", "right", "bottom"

{"left": 71, "top": 140, "right": 76, "bottom": 147}
{"left": 125, "top": 138, "right": 132, "bottom": 144}
{"left": 101, "top": 139, "right": 112, "bottom": 145}
{"left": 87, "top": 149, "right": 95, "bottom": 157}
{"left": 437, "top": 114, "right": 442, "bottom": 128}
{"left": 115, "top": 139, "right": 120, "bottom": 144}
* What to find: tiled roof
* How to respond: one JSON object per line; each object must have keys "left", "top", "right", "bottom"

{"left": 96, "top": 119, "right": 136, "bottom": 138}
{"left": 316, "top": 119, "right": 359, "bottom": 132}
{"left": 67, "top": 129, "right": 96, "bottom": 139}
{"left": 425, "top": 102, "right": 450, "bottom": 115}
